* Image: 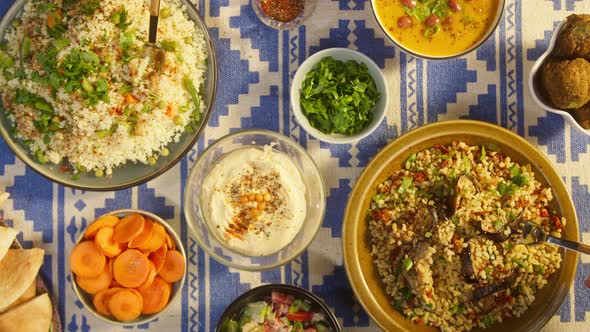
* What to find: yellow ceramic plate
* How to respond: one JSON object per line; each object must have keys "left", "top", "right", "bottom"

{"left": 342, "top": 120, "right": 578, "bottom": 332}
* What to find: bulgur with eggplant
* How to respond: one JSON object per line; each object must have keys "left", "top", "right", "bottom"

{"left": 368, "top": 141, "right": 564, "bottom": 332}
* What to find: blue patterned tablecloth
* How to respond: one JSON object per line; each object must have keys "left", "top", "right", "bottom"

{"left": 1, "top": 0, "right": 590, "bottom": 331}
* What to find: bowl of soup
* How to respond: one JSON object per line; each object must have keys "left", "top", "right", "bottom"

{"left": 371, "top": 0, "right": 505, "bottom": 59}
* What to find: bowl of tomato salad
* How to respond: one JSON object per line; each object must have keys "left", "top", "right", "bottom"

{"left": 216, "top": 284, "right": 341, "bottom": 332}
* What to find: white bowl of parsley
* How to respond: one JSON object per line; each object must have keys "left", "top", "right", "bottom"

{"left": 290, "top": 48, "right": 388, "bottom": 144}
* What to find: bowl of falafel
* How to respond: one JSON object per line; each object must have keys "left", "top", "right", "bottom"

{"left": 529, "top": 14, "right": 590, "bottom": 135}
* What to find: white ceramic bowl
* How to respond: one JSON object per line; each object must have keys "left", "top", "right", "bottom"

{"left": 290, "top": 48, "right": 389, "bottom": 144}
{"left": 528, "top": 19, "right": 590, "bottom": 136}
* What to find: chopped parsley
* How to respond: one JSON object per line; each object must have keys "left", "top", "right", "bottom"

{"left": 372, "top": 193, "right": 386, "bottom": 203}
{"left": 402, "top": 257, "right": 413, "bottom": 271}
{"left": 299, "top": 56, "right": 380, "bottom": 136}
{"left": 403, "top": 0, "right": 449, "bottom": 22}
{"left": 405, "top": 153, "right": 417, "bottom": 170}
{"left": 398, "top": 176, "right": 413, "bottom": 194}
{"left": 481, "top": 315, "right": 496, "bottom": 328}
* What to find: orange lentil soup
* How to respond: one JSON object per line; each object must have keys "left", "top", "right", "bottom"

{"left": 373, "top": 0, "right": 501, "bottom": 57}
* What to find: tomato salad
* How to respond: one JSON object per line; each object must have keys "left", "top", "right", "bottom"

{"left": 222, "top": 291, "right": 333, "bottom": 332}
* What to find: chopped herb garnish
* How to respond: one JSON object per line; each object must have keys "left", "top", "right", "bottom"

{"left": 79, "top": 0, "right": 101, "bottom": 15}
{"left": 533, "top": 264, "right": 545, "bottom": 275}
{"left": 425, "top": 231, "right": 433, "bottom": 238}
{"left": 110, "top": 9, "right": 132, "bottom": 30}
{"left": 299, "top": 56, "right": 380, "bottom": 136}
{"left": 482, "top": 315, "right": 495, "bottom": 328}
{"left": 405, "top": 153, "right": 417, "bottom": 170}
{"left": 497, "top": 180, "right": 518, "bottom": 196}
{"left": 160, "top": 40, "right": 179, "bottom": 52}
{"left": 401, "top": 287, "right": 412, "bottom": 300}
{"left": 480, "top": 145, "right": 486, "bottom": 160}
{"left": 424, "top": 25, "right": 441, "bottom": 38}
{"left": 402, "top": 257, "right": 413, "bottom": 271}
{"left": 512, "top": 258, "right": 527, "bottom": 268}
{"left": 398, "top": 176, "right": 413, "bottom": 194}
{"left": 372, "top": 193, "right": 386, "bottom": 203}
{"left": 403, "top": 0, "right": 449, "bottom": 22}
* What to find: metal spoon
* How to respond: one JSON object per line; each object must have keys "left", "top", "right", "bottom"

{"left": 514, "top": 219, "right": 590, "bottom": 255}
{"left": 143, "top": 0, "right": 165, "bottom": 70}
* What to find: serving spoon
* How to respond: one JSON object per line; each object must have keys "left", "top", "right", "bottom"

{"left": 514, "top": 219, "right": 590, "bottom": 255}
{"left": 143, "top": 0, "right": 165, "bottom": 70}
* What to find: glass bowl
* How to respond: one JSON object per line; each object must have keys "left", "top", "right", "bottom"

{"left": 0, "top": 0, "right": 217, "bottom": 190}
{"left": 251, "top": 0, "right": 318, "bottom": 30}
{"left": 184, "top": 129, "right": 326, "bottom": 271}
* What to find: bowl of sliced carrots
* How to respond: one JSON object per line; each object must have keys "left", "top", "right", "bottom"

{"left": 69, "top": 209, "right": 186, "bottom": 325}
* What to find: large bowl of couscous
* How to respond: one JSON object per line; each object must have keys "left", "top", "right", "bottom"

{"left": 0, "top": 0, "right": 216, "bottom": 190}
{"left": 342, "top": 120, "right": 578, "bottom": 332}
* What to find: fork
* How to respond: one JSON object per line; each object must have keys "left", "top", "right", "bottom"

{"left": 515, "top": 219, "right": 590, "bottom": 255}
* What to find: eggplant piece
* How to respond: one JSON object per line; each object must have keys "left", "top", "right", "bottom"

{"left": 448, "top": 175, "right": 481, "bottom": 217}
{"left": 472, "top": 275, "right": 515, "bottom": 302}
{"left": 475, "top": 295, "right": 497, "bottom": 314}
{"left": 460, "top": 247, "right": 477, "bottom": 284}
{"left": 401, "top": 241, "right": 434, "bottom": 312}
{"left": 479, "top": 211, "right": 525, "bottom": 243}
{"left": 409, "top": 204, "right": 439, "bottom": 237}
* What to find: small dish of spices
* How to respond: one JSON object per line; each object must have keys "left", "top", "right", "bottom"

{"left": 252, "top": 0, "right": 316, "bottom": 30}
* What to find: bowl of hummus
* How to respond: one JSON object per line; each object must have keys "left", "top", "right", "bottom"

{"left": 184, "top": 129, "right": 326, "bottom": 271}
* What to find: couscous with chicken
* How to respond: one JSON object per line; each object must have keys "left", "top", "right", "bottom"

{"left": 0, "top": 0, "right": 207, "bottom": 176}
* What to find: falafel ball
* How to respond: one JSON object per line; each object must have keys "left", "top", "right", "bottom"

{"left": 573, "top": 103, "right": 590, "bottom": 129}
{"left": 542, "top": 58, "right": 590, "bottom": 109}
{"left": 555, "top": 14, "right": 590, "bottom": 59}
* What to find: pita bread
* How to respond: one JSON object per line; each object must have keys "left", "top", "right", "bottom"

{"left": 0, "top": 227, "right": 18, "bottom": 262}
{"left": 0, "top": 192, "right": 8, "bottom": 207}
{"left": 0, "top": 293, "right": 51, "bottom": 332}
{"left": 0, "top": 280, "right": 36, "bottom": 314}
{"left": 0, "top": 249, "right": 45, "bottom": 312}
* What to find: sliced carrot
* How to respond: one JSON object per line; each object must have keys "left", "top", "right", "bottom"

{"left": 110, "top": 279, "right": 123, "bottom": 288}
{"left": 137, "top": 223, "right": 166, "bottom": 253}
{"left": 138, "top": 276, "right": 171, "bottom": 315}
{"left": 113, "top": 249, "right": 150, "bottom": 288}
{"left": 149, "top": 245, "right": 167, "bottom": 273}
{"left": 113, "top": 213, "right": 145, "bottom": 244}
{"left": 165, "top": 233, "right": 176, "bottom": 250}
{"left": 95, "top": 227, "right": 126, "bottom": 257}
{"left": 84, "top": 215, "right": 119, "bottom": 240}
{"left": 107, "top": 289, "right": 143, "bottom": 322}
{"left": 128, "top": 218, "right": 154, "bottom": 249}
{"left": 70, "top": 241, "right": 107, "bottom": 278}
{"left": 76, "top": 259, "right": 112, "bottom": 294}
{"left": 93, "top": 287, "right": 122, "bottom": 316}
{"left": 158, "top": 250, "right": 185, "bottom": 283}
{"left": 137, "top": 261, "right": 157, "bottom": 291}
{"left": 124, "top": 93, "right": 140, "bottom": 104}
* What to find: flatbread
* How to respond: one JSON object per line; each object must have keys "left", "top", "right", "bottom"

{"left": 0, "top": 293, "right": 51, "bottom": 332}
{"left": 0, "top": 248, "right": 45, "bottom": 312}
{"left": 0, "top": 226, "right": 18, "bottom": 262}
{"left": 0, "top": 280, "right": 36, "bottom": 314}
{"left": 0, "top": 192, "right": 9, "bottom": 207}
